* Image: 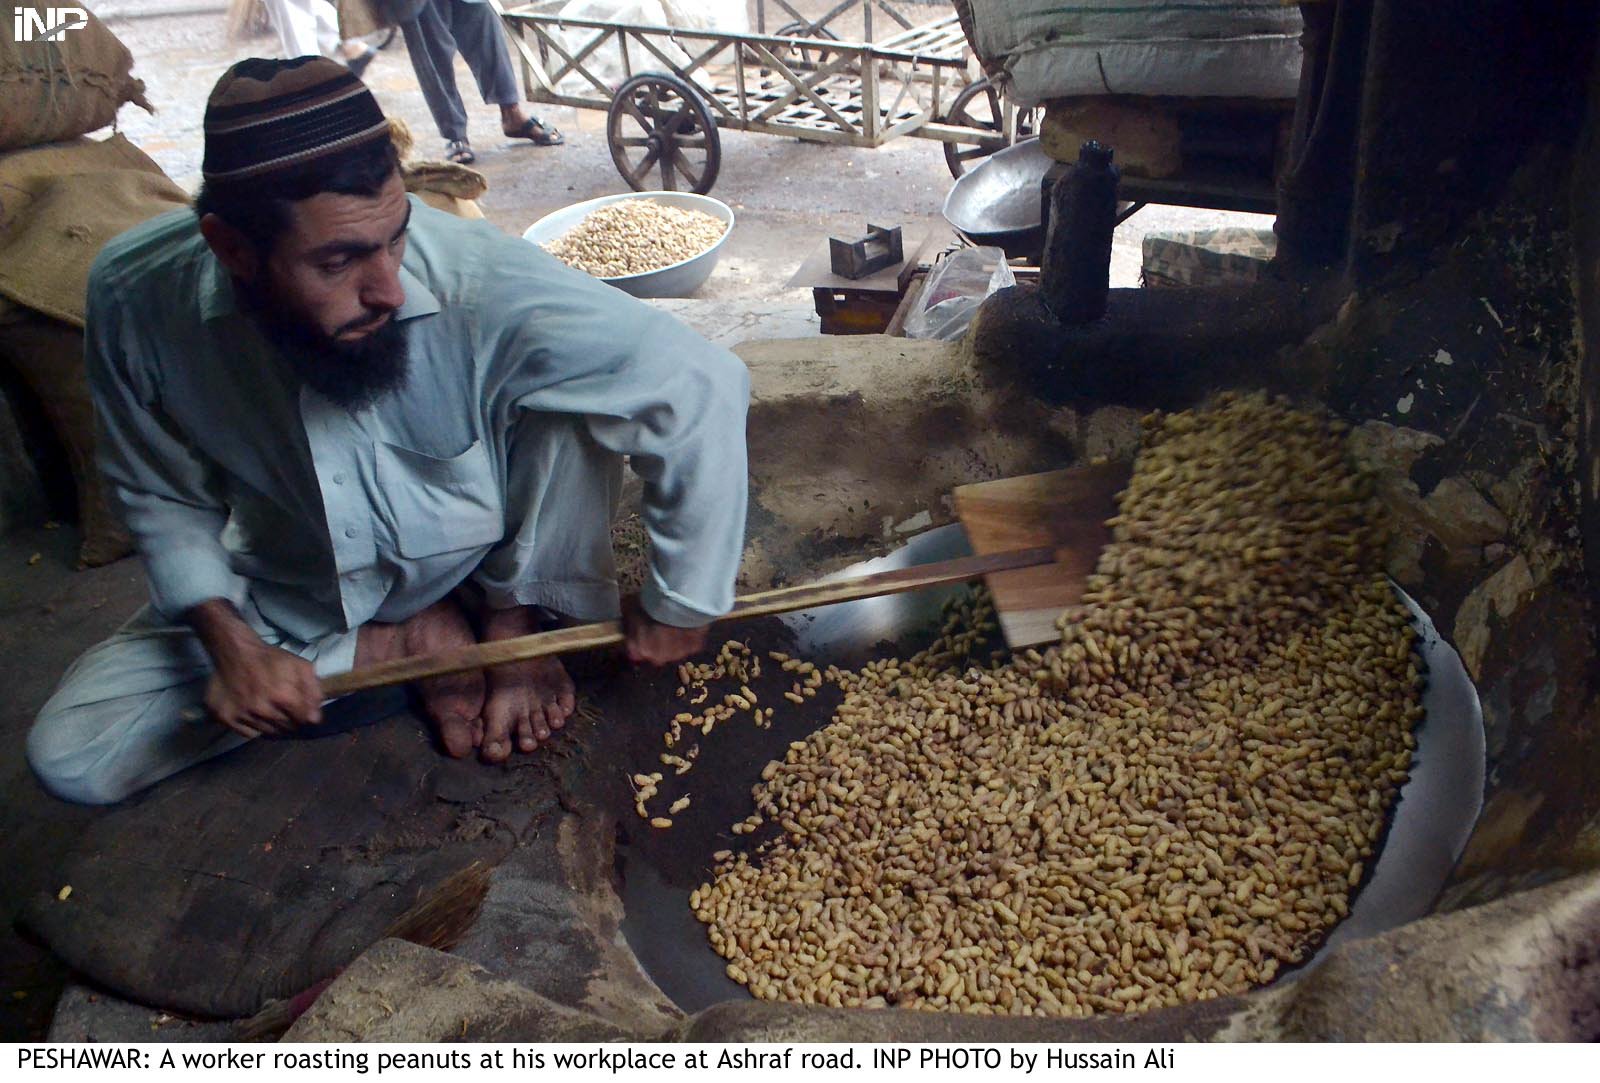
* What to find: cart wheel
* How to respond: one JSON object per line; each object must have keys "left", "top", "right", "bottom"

{"left": 772, "top": 21, "right": 841, "bottom": 71}
{"left": 607, "top": 72, "right": 722, "bottom": 195}
{"left": 942, "top": 77, "right": 1038, "bottom": 179}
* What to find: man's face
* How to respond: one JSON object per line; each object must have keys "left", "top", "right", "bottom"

{"left": 236, "top": 171, "right": 414, "bottom": 408}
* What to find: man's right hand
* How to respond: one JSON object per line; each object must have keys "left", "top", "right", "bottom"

{"left": 204, "top": 641, "right": 324, "bottom": 738}
{"left": 186, "top": 598, "right": 324, "bottom": 738}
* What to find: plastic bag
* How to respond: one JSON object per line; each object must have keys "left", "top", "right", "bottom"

{"left": 904, "top": 247, "right": 1016, "bottom": 340}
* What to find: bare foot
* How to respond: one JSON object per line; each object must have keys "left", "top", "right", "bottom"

{"left": 478, "top": 606, "right": 576, "bottom": 763}
{"left": 480, "top": 656, "right": 576, "bottom": 763}
{"left": 357, "top": 598, "right": 485, "bottom": 758}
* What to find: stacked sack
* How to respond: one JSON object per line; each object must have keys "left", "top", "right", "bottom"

{"left": 0, "top": 5, "right": 185, "bottom": 564}
{"left": 0, "top": 1, "right": 151, "bottom": 151}
{"left": 385, "top": 115, "right": 488, "bottom": 219}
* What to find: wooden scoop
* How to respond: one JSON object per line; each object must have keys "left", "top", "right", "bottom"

{"left": 178, "top": 462, "right": 1128, "bottom": 714}
{"left": 317, "top": 544, "right": 1062, "bottom": 698}
{"left": 952, "top": 460, "right": 1132, "bottom": 649}
{"left": 317, "top": 461, "right": 1128, "bottom": 697}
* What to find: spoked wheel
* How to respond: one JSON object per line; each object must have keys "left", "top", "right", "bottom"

{"left": 772, "top": 21, "right": 842, "bottom": 72}
{"left": 607, "top": 72, "right": 722, "bottom": 195}
{"left": 942, "top": 76, "right": 1039, "bottom": 178}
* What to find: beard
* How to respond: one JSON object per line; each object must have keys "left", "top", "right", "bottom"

{"left": 236, "top": 278, "right": 410, "bottom": 411}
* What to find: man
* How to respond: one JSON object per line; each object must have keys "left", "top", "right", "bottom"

{"left": 26, "top": 57, "right": 748, "bottom": 805}
{"left": 390, "top": 0, "right": 563, "bottom": 164}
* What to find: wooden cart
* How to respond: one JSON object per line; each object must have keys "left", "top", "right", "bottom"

{"left": 494, "top": 0, "right": 1035, "bottom": 193}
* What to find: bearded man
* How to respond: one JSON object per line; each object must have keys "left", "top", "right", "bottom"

{"left": 26, "top": 57, "right": 748, "bottom": 805}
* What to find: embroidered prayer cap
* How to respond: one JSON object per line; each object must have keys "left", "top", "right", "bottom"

{"left": 202, "top": 56, "right": 392, "bottom": 184}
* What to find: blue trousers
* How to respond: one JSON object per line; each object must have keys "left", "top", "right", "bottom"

{"left": 401, "top": 0, "right": 521, "bottom": 144}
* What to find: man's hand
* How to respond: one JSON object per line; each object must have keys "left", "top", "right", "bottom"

{"left": 204, "top": 643, "right": 324, "bottom": 738}
{"left": 622, "top": 595, "right": 709, "bottom": 666}
{"left": 187, "top": 599, "right": 323, "bottom": 738}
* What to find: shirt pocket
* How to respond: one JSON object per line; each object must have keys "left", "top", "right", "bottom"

{"left": 373, "top": 439, "right": 505, "bottom": 558}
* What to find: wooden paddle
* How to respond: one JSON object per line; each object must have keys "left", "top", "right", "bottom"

{"left": 952, "top": 460, "right": 1132, "bottom": 649}
{"left": 321, "top": 459, "right": 1132, "bottom": 696}
{"left": 181, "top": 461, "right": 1128, "bottom": 714}
{"left": 315, "top": 544, "right": 1062, "bottom": 698}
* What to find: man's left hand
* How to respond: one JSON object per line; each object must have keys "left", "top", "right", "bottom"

{"left": 622, "top": 595, "right": 708, "bottom": 666}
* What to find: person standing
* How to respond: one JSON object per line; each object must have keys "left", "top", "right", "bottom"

{"left": 388, "top": 0, "right": 563, "bottom": 164}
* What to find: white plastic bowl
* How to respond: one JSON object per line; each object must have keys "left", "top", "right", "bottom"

{"left": 523, "top": 191, "right": 735, "bottom": 298}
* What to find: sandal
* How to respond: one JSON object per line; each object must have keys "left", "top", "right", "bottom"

{"left": 505, "top": 116, "right": 564, "bottom": 147}
{"left": 445, "top": 140, "right": 476, "bottom": 165}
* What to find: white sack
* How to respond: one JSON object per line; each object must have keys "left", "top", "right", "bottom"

{"left": 960, "top": 0, "right": 1303, "bottom": 106}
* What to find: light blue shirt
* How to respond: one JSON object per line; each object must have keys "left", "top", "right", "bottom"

{"left": 84, "top": 196, "right": 750, "bottom": 643}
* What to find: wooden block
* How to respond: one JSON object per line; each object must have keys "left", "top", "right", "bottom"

{"left": 884, "top": 274, "right": 925, "bottom": 337}
{"left": 1040, "top": 99, "right": 1183, "bottom": 179}
{"left": 953, "top": 461, "right": 1131, "bottom": 647}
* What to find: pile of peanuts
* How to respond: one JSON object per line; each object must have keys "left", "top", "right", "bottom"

{"left": 542, "top": 199, "right": 727, "bottom": 278}
{"left": 687, "top": 393, "right": 1424, "bottom": 1016}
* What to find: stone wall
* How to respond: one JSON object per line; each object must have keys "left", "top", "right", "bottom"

{"left": 1572, "top": 24, "right": 1600, "bottom": 639}
{"left": 1308, "top": 166, "right": 1599, "bottom": 912}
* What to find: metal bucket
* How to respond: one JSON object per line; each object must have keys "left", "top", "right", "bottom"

{"left": 942, "top": 139, "right": 1053, "bottom": 260}
{"left": 523, "top": 191, "right": 735, "bottom": 298}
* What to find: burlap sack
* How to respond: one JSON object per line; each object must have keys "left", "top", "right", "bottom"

{"left": 404, "top": 160, "right": 488, "bottom": 201}
{"left": 0, "top": 134, "right": 189, "bottom": 566}
{"left": 0, "top": 310, "right": 131, "bottom": 565}
{"left": 413, "top": 189, "right": 485, "bottom": 219}
{"left": 0, "top": 135, "right": 189, "bottom": 326}
{"left": 390, "top": 119, "right": 489, "bottom": 218}
{"left": 0, "top": 4, "right": 153, "bottom": 152}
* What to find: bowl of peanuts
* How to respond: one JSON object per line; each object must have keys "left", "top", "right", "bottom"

{"left": 523, "top": 191, "right": 735, "bottom": 298}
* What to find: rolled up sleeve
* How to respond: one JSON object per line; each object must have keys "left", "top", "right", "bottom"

{"left": 593, "top": 319, "right": 750, "bottom": 627}
{"left": 84, "top": 268, "right": 248, "bottom": 620}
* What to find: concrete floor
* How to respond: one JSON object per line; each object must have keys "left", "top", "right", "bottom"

{"left": 0, "top": 0, "right": 1269, "bottom": 1038}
